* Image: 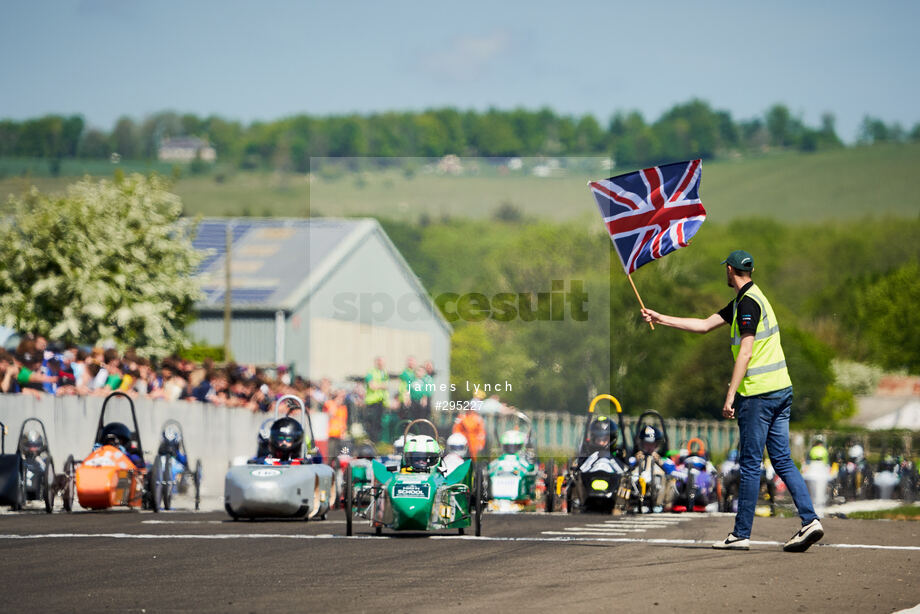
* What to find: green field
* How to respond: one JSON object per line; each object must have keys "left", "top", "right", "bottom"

{"left": 2, "top": 143, "right": 919, "bottom": 221}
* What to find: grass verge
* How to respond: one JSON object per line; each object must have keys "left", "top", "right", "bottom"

{"left": 846, "top": 505, "right": 920, "bottom": 520}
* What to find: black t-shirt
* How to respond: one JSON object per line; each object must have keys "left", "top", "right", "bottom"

{"left": 718, "top": 281, "right": 761, "bottom": 336}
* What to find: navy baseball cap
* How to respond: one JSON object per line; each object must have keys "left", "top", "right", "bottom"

{"left": 721, "top": 250, "right": 754, "bottom": 271}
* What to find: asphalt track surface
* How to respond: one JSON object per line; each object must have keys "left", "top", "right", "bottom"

{"left": 1, "top": 504, "right": 918, "bottom": 613}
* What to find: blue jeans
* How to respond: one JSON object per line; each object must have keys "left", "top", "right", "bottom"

{"left": 732, "top": 386, "right": 817, "bottom": 539}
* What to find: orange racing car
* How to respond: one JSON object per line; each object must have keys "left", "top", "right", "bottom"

{"left": 61, "top": 391, "right": 166, "bottom": 512}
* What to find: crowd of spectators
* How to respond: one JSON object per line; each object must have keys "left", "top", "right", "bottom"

{"left": 0, "top": 334, "right": 516, "bottom": 449}
{"left": 0, "top": 334, "right": 334, "bottom": 413}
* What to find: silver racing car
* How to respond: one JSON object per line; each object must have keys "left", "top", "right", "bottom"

{"left": 224, "top": 395, "right": 334, "bottom": 520}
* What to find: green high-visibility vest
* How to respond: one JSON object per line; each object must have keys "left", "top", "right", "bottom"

{"left": 365, "top": 368, "right": 388, "bottom": 405}
{"left": 730, "top": 283, "right": 792, "bottom": 396}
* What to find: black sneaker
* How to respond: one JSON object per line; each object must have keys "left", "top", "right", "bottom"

{"left": 783, "top": 519, "right": 824, "bottom": 552}
{"left": 712, "top": 533, "right": 750, "bottom": 550}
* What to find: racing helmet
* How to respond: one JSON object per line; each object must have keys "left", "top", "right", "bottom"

{"left": 500, "top": 430, "right": 526, "bottom": 455}
{"left": 403, "top": 435, "right": 441, "bottom": 472}
{"left": 101, "top": 422, "right": 132, "bottom": 449}
{"left": 847, "top": 444, "right": 865, "bottom": 462}
{"left": 19, "top": 429, "right": 45, "bottom": 458}
{"left": 446, "top": 432, "right": 469, "bottom": 457}
{"left": 586, "top": 416, "right": 616, "bottom": 453}
{"left": 638, "top": 425, "right": 663, "bottom": 454}
{"left": 356, "top": 442, "right": 377, "bottom": 459}
{"left": 256, "top": 418, "right": 274, "bottom": 456}
{"left": 162, "top": 423, "right": 182, "bottom": 444}
{"left": 268, "top": 417, "right": 304, "bottom": 460}
{"left": 161, "top": 423, "right": 182, "bottom": 452}
{"left": 393, "top": 436, "right": 405, "bottom": 456}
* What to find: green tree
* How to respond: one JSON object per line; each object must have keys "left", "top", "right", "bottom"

{"left": 574, "top": 115, "right": 604, "bottom": 153}
{"left": 765, "top": 104, "right": 802, "bottom": 148}
{"left": 611, "top": 111, "right": 659, "bottom": 167}
{"left": 0, "top": 174, "right": 203, "bottom": 358}
{"left": 818, "top": 112, "right": 843, "bottom": 148}
{"left": 111, "top": 116, "right": 139, "bottom": 159}
{"left": 852, "top": 261, "right": 920, "bottom": 373}
{"left": 78, "top": 128, "right": 112, "bottom": 159}
{"left": 655, "top": 99, "right": 721, "bottom": 160}
{"left": 857, "top": 115, "right": 892, "bottom": 144}
{"left": 61, "top": 115, "right": 85, "bottom": 157}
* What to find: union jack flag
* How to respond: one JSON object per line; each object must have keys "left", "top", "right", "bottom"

{"left": 590, "top": 159, "right": 706, "bottom": 274}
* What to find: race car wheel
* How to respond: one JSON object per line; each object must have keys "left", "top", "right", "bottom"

{"left": 544, "top": 461, "right": 555, "bottom": 513}
{"left": 12, "top": 461, "right": 26, "bottom": 511}
{"left": 344, "top": 464, "right": 353, "bottom": 537}
{"left": 162, "top": 457, "right": 173, "bottom": 511}
{"left": 565, "top": 482, "right": 577, "bottom": 514}
{"left": 62, "top": 455, "right": 75, "bottom": 513}
{"left": 44, "top": 458, "right": 55, "bottom": 513}
{"left": 375, "top": 525, "right": 382, "bottom": 536}
{"left": 151, "top": 455, "right": 164, "bottom": 513}
{"left": 473, "top": 466, "right": 483, "bottom": 537}
{"left": 194, "top": 460, "right": 202, "bottom": 511}
{"left": 224, "top": 502, "right": 239, "bottom": 520}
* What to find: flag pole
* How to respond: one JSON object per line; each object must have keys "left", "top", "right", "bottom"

{"left": 627, "top": 273, "right": 654, "bottom": 330}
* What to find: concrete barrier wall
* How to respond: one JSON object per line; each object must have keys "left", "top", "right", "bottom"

{"left": 0, "top": 394, "right": 268, "bottom": 504}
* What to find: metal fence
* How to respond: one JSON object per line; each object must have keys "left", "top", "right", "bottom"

{"left": 436, "top": 410, "right": 920, "bottom": 460}
{"left": 433, "top": 410, "right": 740, "bottom": 458}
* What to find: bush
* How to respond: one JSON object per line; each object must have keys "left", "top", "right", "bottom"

{"left": 179, "top": 344, "right": 225, "bottom": 363}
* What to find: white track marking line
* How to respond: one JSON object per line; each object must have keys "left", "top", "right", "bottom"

{"left": 604, "top": 516, "right": 691, "bottom": 524}
{"left": 140, "top": 520, "right": 348, "bottom": 525}
{"left": 141, "top": 518, "right": 230, "bottom": 524}
{"left": 2, "top": 533, "right": 919, "bottom": 551}
{"left": 434, "top": 536, "right": 920, "bottom": 550}
{"left": 563, "top": 527, "right": 647, "bottom": 533}
{"left": 543, "top": 531, "right": 628, "bottom": 536}
{"left": 0, "top": 533, "right": 343, "bottom": 540}
{"left": 605, "top": 519, "right": 687, "bottom": 523}
{"left": 590, "top": 523, "right": 675, "bottom": 528}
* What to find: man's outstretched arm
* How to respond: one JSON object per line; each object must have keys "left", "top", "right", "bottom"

{"left": 641, "top": 309, "right": 726, "bottom": 334}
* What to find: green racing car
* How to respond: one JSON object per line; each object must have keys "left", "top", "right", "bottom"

{"left": 485, "top": 411, "right": 547, "bottom": 512}
{"left": 345, "top": 419, "right": 484, "bottom": 536}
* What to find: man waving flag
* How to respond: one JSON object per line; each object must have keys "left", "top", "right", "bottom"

{"left": 590, "top": 159, "right": 706, "bottom": 275}
{"left": 589, "top": 159, "right": 707, "bottom": 328}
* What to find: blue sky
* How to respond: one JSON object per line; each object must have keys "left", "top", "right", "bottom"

{"left": 1, "top": 0, "right": 918, "bottom": 141}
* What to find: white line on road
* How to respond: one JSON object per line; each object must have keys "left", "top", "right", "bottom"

{"left": 141, "top": 519, "right": 231, "bottom": 524}
{"left": 597, "top": 519, "right": 689, "bottom": 524}
{"left": 589, "top": 522, "right": 676, "bottom": 528}
{"left": 544, "top": 531, "right": 628, "bottom": 536}
{"left": 2, "top": 533, "right": 919, "bottom": 551}
{"left": 140, "top": 520, "right": 348, "bottom": 525}
{"left": 562, "top": 527, "right": 648, "bottom": 533}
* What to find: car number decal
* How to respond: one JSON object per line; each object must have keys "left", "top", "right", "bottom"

{"left": 492, "top": 476, "right": 520, "bottom": 498}
{"left": 393, "top": 483, "right": 430, "bottom": 498}
{"left": 251, "top": 468, "right": 282, "bottom": 477}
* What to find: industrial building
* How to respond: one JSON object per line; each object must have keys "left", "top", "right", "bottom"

{"left": 187, "top": 218, "right": 451, "bottom": 398}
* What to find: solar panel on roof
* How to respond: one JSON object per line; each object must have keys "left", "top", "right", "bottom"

{"left": 193, "top": 218, "right": 369, "bottom": 308}
{"left": 193, "top": 222, "right": 252, "bottom": 274}
{"left": 208, "top": 288, "right": 276, "bottom": 305}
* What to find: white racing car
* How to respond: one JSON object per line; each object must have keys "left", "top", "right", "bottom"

{"left": 224, "top": 395, "right": 334, "bottom": 520}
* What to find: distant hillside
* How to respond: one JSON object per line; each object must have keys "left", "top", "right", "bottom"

{"left": 2, "top": 142, "right": 918, "bottom": 222}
